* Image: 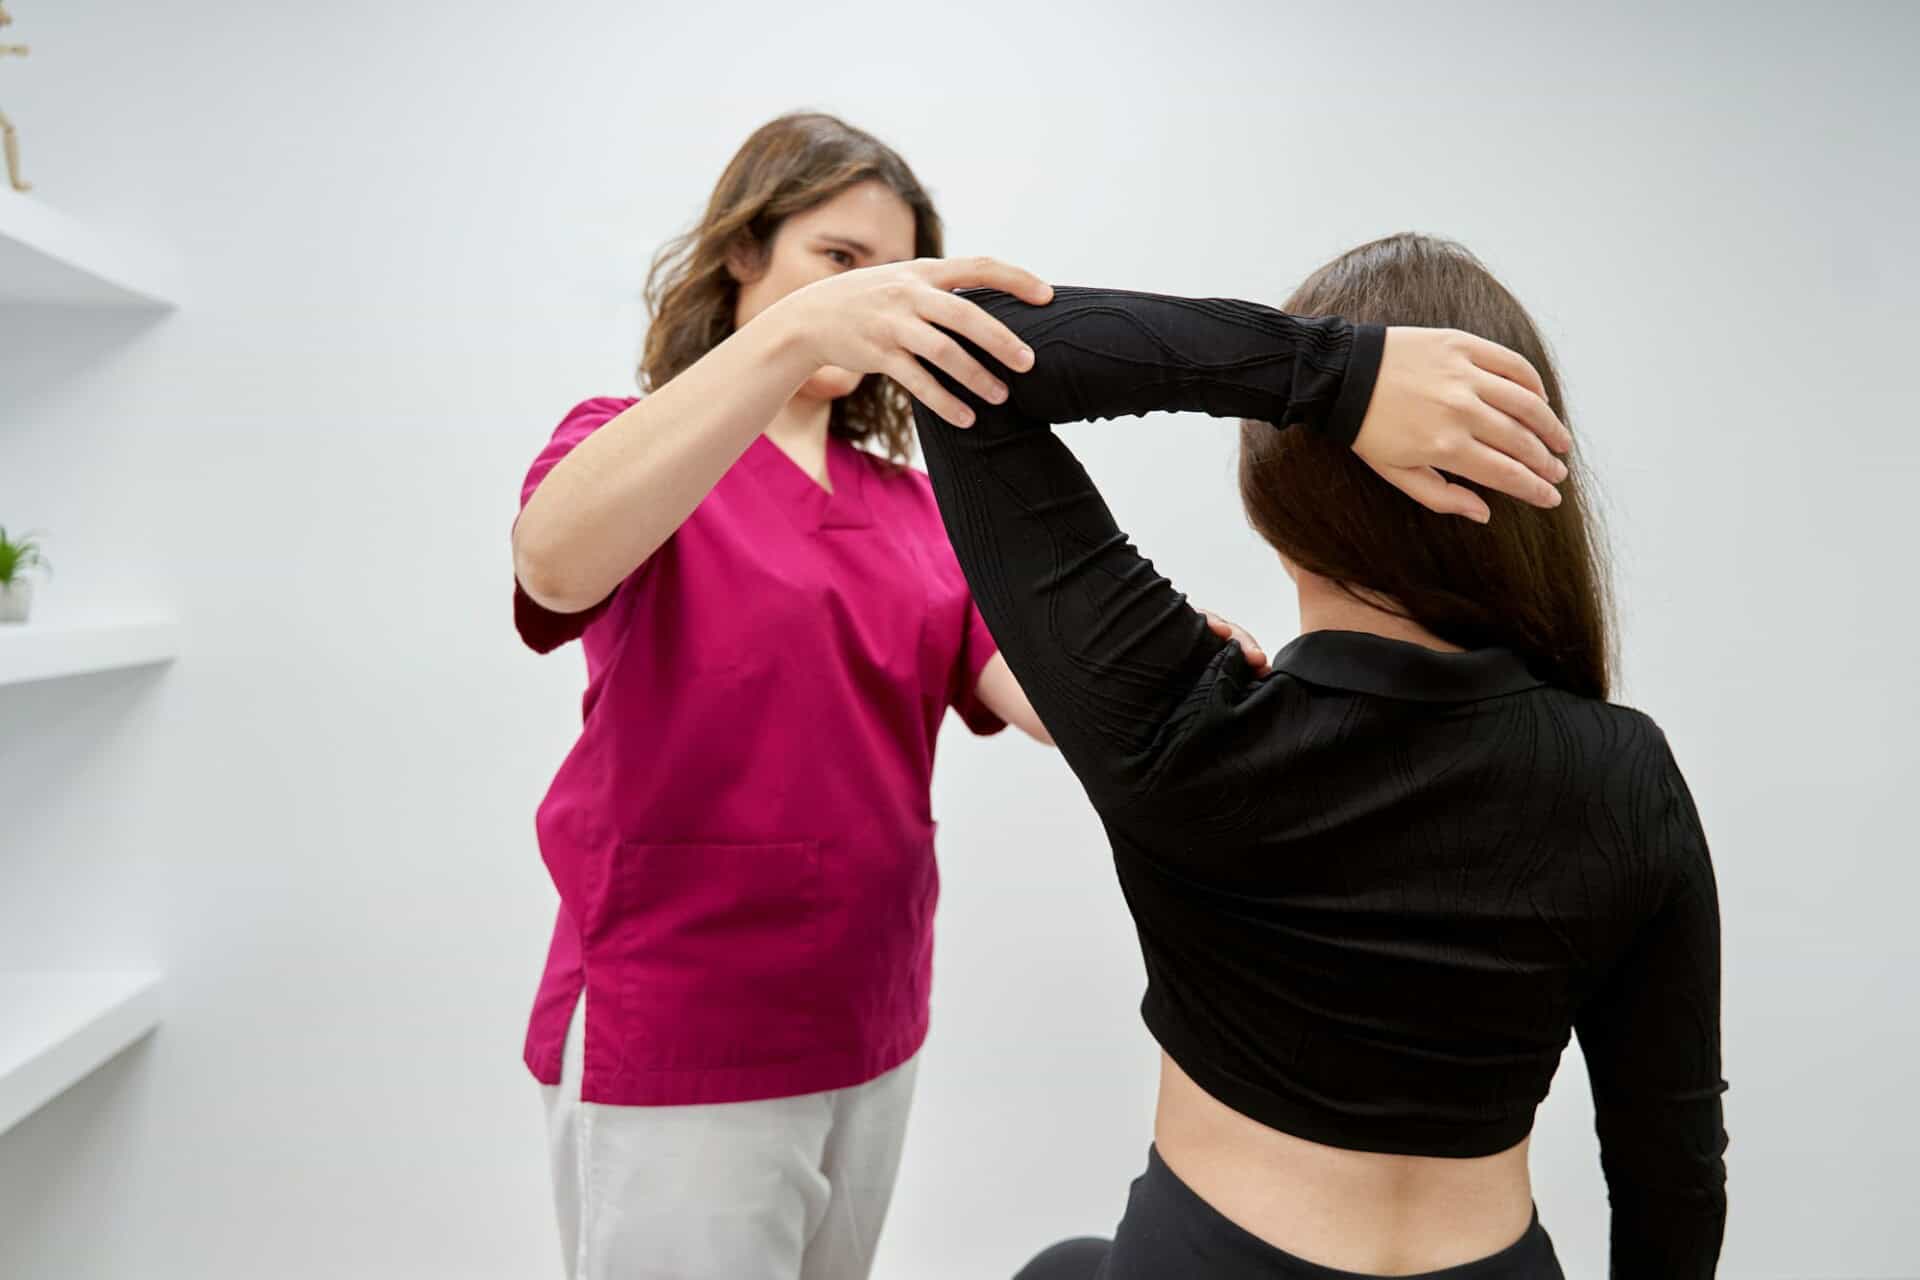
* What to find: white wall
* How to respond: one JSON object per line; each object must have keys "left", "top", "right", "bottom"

{"left": 0, "top": 1, "right": 1913, "bottom": 1276}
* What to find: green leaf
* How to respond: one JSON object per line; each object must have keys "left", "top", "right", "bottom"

{"left": 0, "top": 526, "right": 48, "bottom": 586}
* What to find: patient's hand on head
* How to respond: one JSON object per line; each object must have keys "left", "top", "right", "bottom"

{"left": 1358, "top": 329, "right": 1573, "bottom": 524}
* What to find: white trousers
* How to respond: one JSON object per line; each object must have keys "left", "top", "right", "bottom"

{"left": 538, "top": 993, "right": 920, "bottom": 1280}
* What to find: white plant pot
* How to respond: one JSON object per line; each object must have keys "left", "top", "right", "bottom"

{"left": 0, "top": 578, "right": 32, "bottom": 623}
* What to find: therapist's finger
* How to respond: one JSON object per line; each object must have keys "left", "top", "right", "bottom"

{"left": 1203, "top": 611, "right": 1270, "bottom": 673}
{"left": 925, "top": 255, "right": 1054, "bottom": 308}
{"left": 922, "top": 289, "right": 1036, "bottom": 377}
{"left": 886, "top": 355, "right": 975, "bottom": 428}
{"left": 898, "top": 321, "right": 1007, "bottom": 406}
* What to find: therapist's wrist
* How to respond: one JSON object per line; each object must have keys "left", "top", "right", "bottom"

{"left": 752, "top": 293, "right": 836, "bottom": 387}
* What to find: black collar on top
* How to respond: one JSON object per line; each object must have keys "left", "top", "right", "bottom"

{"left": 1268, "top": 629, "right": 1546, "bottom": 703}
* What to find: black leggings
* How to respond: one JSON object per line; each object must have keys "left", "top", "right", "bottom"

{"left": 1012, "top": 1147, "right": 1565, "bottom": 1280}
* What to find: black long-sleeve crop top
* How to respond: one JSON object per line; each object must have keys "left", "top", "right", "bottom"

{"left": 911, "top": 287, "right": 1728, "bottom": 1276}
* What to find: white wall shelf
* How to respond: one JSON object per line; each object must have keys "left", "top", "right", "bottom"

{"left": 0, "top": 972, "right": 164, "bottom": 1137}
{"left": 0, "top": 618, "right": 181, "bottom": 687}
{"left": 0, "top": 188, "right": 184, "bottom": 308}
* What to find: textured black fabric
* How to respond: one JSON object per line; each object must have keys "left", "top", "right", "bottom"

{"left": 1012, "top": 1146, "right": 1565, "bottom": 1279}
{"left": 914, "top": 287, "right": 1728, "bottom": 1277}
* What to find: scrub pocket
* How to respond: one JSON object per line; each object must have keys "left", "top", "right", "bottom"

{"left": 597, "top": 839, "right": 824, "bottom": 1071}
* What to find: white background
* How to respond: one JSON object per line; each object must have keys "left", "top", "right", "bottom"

{"left": 0, "top": 1, "right": 1914, "bottom": 1276}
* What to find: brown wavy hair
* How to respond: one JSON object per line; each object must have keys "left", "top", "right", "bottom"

{"left": 1239, "top": 233, "right": 1616, "bottom": 698}
{"left": 639, "top": 112, "right": 944, "bottom": 463}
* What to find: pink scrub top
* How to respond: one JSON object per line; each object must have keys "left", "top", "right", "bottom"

{"left": 515, "top": 397, "right": 1005, "bottom": 1106}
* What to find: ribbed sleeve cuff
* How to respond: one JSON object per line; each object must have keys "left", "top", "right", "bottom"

{"left": 1323, "top": 322, "right": 1387, "bottom": 447}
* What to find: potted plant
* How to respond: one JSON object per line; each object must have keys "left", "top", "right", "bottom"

{"left": 0, "top": 526, "right": 49, "bottom": 623}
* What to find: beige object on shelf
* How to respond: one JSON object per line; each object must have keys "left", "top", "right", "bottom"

{"left": 0, "top": 2, "right": 25, "bottom": 193}
{"left": 0, "top": 577, "right": 31, "bottom": 623}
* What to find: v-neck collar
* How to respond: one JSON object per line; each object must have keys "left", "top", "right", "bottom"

{"left": 744, "top": 432, "right": 873, "bottom": 531}
{"left": 1269, "top": 629, "right": 1545, "bottom": 703}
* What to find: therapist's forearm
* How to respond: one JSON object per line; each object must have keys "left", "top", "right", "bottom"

{"left": 512, "top": 308, "right": 820, "bottom": 614}
{"left": 973, "top": 654, "right": 1055, "bottom": 746}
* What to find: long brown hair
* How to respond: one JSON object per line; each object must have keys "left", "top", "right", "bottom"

{"left": 639, "top": 112, "right": 943, "bottom": 463}
{"left": 1239, "top": 233, "right": 1615, "bottom": 698}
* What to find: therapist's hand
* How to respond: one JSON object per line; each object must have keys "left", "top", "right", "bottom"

{"left": 1203, "top": 611, "right": 1270, "bottom": 675}
{"left": 1355, "top": 328, "right": 1576, "bottom": 525}
{"left": 773, "top": 257, "right": 1054, "bottom": 428}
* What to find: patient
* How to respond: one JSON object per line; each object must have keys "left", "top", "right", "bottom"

{"left": 912, "top": 235, "right": 1728, "bottom": 1279}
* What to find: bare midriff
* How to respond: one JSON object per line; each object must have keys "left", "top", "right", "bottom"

{"left": 1154, "top": 1053, "right": 1536, "bottom": 1275}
